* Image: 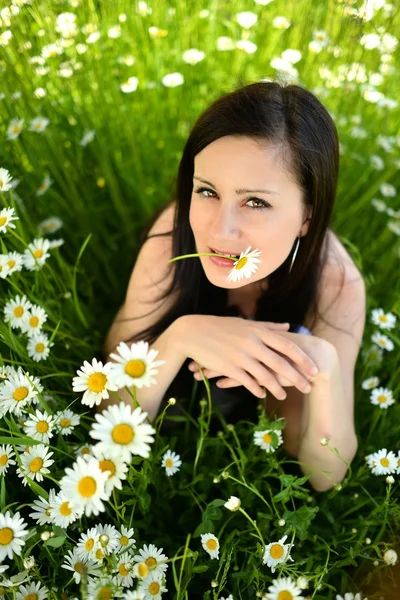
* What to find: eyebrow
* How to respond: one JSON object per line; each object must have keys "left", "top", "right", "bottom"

{"left": 193, "top": 176, "right": 280, "bottom": 196}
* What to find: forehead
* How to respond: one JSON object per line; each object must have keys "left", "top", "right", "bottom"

{"left": 194, "top": 136, "right": 296, "bottom": 187}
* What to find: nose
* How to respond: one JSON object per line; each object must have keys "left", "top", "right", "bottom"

{"left": 209, "top": 204, "right": 240, "bottom": 239}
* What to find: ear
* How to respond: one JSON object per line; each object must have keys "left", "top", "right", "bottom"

{"left": 301, "top": 206, "right": 313, "bottom": 237}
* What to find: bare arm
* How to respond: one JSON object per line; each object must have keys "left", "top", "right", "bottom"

{"left": 98, "top": 316, "right": 188, "bottom": 422}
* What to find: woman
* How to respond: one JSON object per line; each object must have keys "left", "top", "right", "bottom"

{"left": 102, "top": 80, "right": 366, "bottom": 491}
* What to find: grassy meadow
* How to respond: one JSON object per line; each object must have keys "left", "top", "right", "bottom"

{"left": 0, "top": 0, "right": 400, "bottom": 599}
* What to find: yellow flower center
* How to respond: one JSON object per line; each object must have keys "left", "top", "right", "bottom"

{"left": 13, "top": 386, "right": 29, "bottom": 401}
{"left": 206, "top": 539, "right": 217, "bottom": 551}
{"left": 149, "top": 582, "right": 160, "bottom": 595}
{"left": 88, "top": 372, "right": 107, "bottom": 393}
{"left": 60, "top": 502, "right": 72, "bottom": 516}
{"left": 380, "top": 315, "right": 388, "bottom": 322}
{"left": 81, "top": 447, "right": 91, "bottom": 455}
{"left": 138, "top": 562, "right": 148, "bottom": 577}
{"left": 30, "top": 457, "right": 44, "bottom": 472}
{"left": 97, "top": 589, "right": 112, "bottom": 600}
{"left": 0, "top": 527, "right": 14, "bottom": 545}
{"left": 60, "top": 418, "right": 71, "bottom": 428}
{"left": 112, "top": 423, "right": 134, "bottom": 445}
{"left": 35, "top": 343, "right": 45, "bottom": 353}
{"left": 33, "top": 249, "right": 43, "bottom": 259}
{"left": 13, "top": 125, "right": 20, "bottom": 133}
{"left": 378, "top": 395, "right": 387, "bottom": 403}
{"left": 278, "top": 592, "right": 294, "bottom": 600}
{"left": 235, "top": 256, "right": 247, "bottom": 270}
{"left": 8, "top": 260, "right": 16, "bottom": 268}
{"left": 74, "top": 562, "right": 87, "bottom": 574}
{"left": 45, "top": 507, "right": 52, "bottom": 516}
{"left": 380, "top": 457, "right": 389, "bottom": 467}
{"left": 36, "top": 421, "right": 49, "bottom": 433}
{"left": 85, "top": 538, "right": 95, "bottom": 551}
{"left": 99, "top": 459, "right": 116, "bottom": 477}
{"left": 119, "top": 563, "right": 129, "bottom": 576}
{"left": 78, "top": 476, "right": 97, "bottom": 497}
{"left": 270, "top": 543, "right": 284, "bottom": 559}
{"left": 14, "top": 306, "right": 24, "bottom": 317}
{"left": 25, "top": 594, "right": 38, "bottom": 600}
{"left": 145, "top": 556, "right": 157, "bottom": 568}
{"left": 263, "top": 433, "right": 272, "bottom": 444}
{"left": 29, "top": 316, "right": 39, "bottom": 327}
{"left": 35, "top": 123, "right": 42, "bottom": 129}
{"left": 0, "top": 217, "right": 6, "bottom": 226}
{"left": 120, "top": 535, "right": 129, "bottom": 546}
{"left": 0, "top": 455, "right": 8, "bottom": 466}
{"left": 125, "top": 359, "right": 146, "bottom": 378}
{"left": 165, "top": 458, "right": 173, "bottom": 467}
{"left": 95, "top": 548, "right": 104, "bottom": 560}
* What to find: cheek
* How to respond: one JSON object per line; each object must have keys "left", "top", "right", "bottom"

{"left": 189, "top": 199, "right": 205, "bottom": 233}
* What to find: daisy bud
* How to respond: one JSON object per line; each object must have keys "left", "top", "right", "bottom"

{"left": 354, "top": 493, "right": 359, "bottom": 499}
{"left": 49, "top": 531, "right": 55, "bottom": 537}
{"left": 224, "top": 496, "right": 241, "bottom": 511}
{"left": 168, "top": 397, "right": 176, "bottom": 405}
{"left": 213, "top": 477, "right": 220, "bottom": 483}
{"left": 373, "top": 560, "right": 379, "bottom": 566}
{"left": 211, "top": 580, "right": 218, "bottom": 588}
{"left": 221, "top": 471, "right": 229, "bottom": 479}
{"left": 386, "top": 475, "right": 395, "bottom": 484}
{"left": 99, "top": 534, "right": 109, "bottom": 547}
{"left": 383, "top": 549, "right": 398, "bottom": 565}
{"left": 41, "top": 531, "right": 51, "bottom": 541}
{"left": 226, "top": 424, "right": 234, "bottom": 431}
{"left": 352, "top": 528, "right": 357, "bottom": 533}
{"left": 320, "top": 437, "right": 329, "bottom": 446}
{"left": 334, "top": 483, "right": 343, "bottom": 491}
{"left": 365, "top": 538, "right": 371, "bottom": 545}
{"left": 278, "top": 518, "right": 285, "bottom": 526}
{"left": 23, "top": 556, "right": 36, "bottom": 570}
{"left": 217, "top": 430, "right": 224, "bottom": 437}
{"left": 297, "top": 576, "right": 309, "bottom": 589}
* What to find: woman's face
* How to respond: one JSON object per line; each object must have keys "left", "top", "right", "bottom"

{"left": 189, "top": 135, "right": 312, "bottom": 295}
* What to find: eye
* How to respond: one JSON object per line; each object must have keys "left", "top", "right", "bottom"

{"left": 194, "top": 187, "right": 271, "bottom": 211}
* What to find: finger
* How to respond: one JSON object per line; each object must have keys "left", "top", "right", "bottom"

{"left": 228, "top": 365, "right": 272, "bottom": 399}
{"left": 258, "top": 331, "right": 319, "bottom": 378}
{"left": 193, "top": 369, "right": 221, "bottom": 380}
{"left": 215, "top": 377, "right": 242, "bottom": 389}
{"left": 261, "top": 322, "right": 290, "bottom": 330}
{"left": 239, "top": 359, "right": 288, "bottom": 400}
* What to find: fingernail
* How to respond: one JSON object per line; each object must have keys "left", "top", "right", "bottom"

{"left": 188, "top": 364, "right": 194, "bottom": 371}
{"left": 311, "top": 366, "right": 319, "bottom": 375}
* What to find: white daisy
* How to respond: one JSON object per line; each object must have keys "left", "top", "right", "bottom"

{"left": 0, "top": 206, "right": 18, "bottom": 230}
{"left": 17, "top": 444, "right": 54, "bottom": 485}
{"left": 48, "top": 237, "right": 64, "bottom": 249}
{"left": 371, "top": 308, "right": 397, "bottom": 330}
{"left": 368, "top": 449, "right": 397, "bottom": 475}
{"left": 3, "top": 251, "right": 24, "bottom": 275}
{"left": 336, "top": 594, "right": 362, "bottom": 600}
{"left": 116, "top": 525, "right": 136, "bottom": 553}
{"left": 16, "top": 581, "right": 48, "bottom": 600}
{"left": 263, "top": 535, "right": 294, "bottom": 573}
{"left": 23, "top": 409, "right": 54, "bottom": 444}
{"left": 108, "top": 340, "right": 166, "bottom": 389}
{"left": 132, "top": 543, "right": 169, "bottom": 578}
{"left": 72, "top": 358, "right": 119, "bottom": 408}
{"left": 122, "top": 591, "right": 145, "bottom": 600}
{"left": 92, "top": 444, "right": 130, "bottom": 495}
{"left": 380, "top": 183, "right": 396, "bottom": 197}
{"left": 115, "top": 552, "right": 136, "bottom": 587}
{"left": 236, "top": 11, "right": 258, "bottom": 29}
{"left": 161, "top": 449, "right": 182, "bottom": 476}
{"left": 396, "top": 451, "right": 400, "bottom": 475}
{"left": 226, "top": 246, "right": 262, "bottom": 283}
{"left": 54, "top": 409, "right": 80, "bottom": 435}
{"left": 0, "top": 370, "right": 41, "bottom": 416}
{"left": 383, "top": 549, "right": 398, "bottom": 566}
{"left": 361, "top": 376, "right": 379, "bottom": 389}
{"left": 62, "top": 548, "right": 102, "bottom": 584}
{"left": 59, "top": 455, "right": 110, "bottom": 516}
{"left": 0, "top": 444, "right": 16, "bottom": 475}
{"left": 253, "top": 429, "right": 283, "bottom": 453}
{"left": 96, "top": 523, "right": 120, "bottom": 556}
{"left": 75, "top": 444, "right": 94, "bottom": 458}
{"left": 137, "top": 571, "right": 168, "bottom": 599}
{"left": 121, "top": 77, "right": 138, "bottom": 93}
{"left": 35, "top": 175, "right": 53, "bottom": 197}
{"left": 29, "top": 117, "right": 50, "bottom": 132}
{"left": 0, "top": 511, "right": 28, "bottom": 561}
{"left": 201, "top": 533, "right": 220, "bottom": 560}
{"left": 224, "top": 496, "right": 241, "bottom": 512}
{"left": 79, "top": 130, "right": 96, "bottom": 146}
{"left": 371, "top": 331, "right": 394, "bottom": 351}
{"left": 26, "top": 332, "right": 54, "bottom": 361}
{"left": 162, "top": 72, "right": 184, "bottom": 87}
{"left": 19, "top": 305, "right": 48, "bottom": 337}
{"left": 265, "top": 576, "right": 304, "bottom": 600}
{"left": 51, "top": 491, "right": 82, "bottom": 528}
{"left": 6, "top": 118, "right": 24, "bottom": 141}
{"left": 370, "top": 387, "right": 395, "bottom": 409}
{"left": 90, "top": 402, "right": 156, "bottom": 459}
{"left": 23, "top": 238, "right": 51, "bottom": 271}
{"left": 37, "top": 216, "right": 63, "bottom": 236}
{"left": 76, "top": 527, "right": 100, "bottom": 561}
{"left": 29, "top": 489, "right": 57, "bottom": 525}
{"left": 3, "top": 294, "right": 32, "bottom": 329}
{"left": 87, "top": 576, "right": 124, "bottom": 599}
{"left": 0, "top": 255, "right": 10, "bottom": 279}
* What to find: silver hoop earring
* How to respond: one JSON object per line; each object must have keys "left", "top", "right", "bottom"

{"left": 289, "top": 236, "right": 301, "bottom": 274}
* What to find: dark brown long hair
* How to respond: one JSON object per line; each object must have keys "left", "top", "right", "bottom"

{"left": 114, "top": 80, "right": 349, "bottom": 353}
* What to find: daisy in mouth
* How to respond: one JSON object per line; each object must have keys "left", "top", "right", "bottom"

{"left": 168, "top": 245, "right": 262, "bottom": 283}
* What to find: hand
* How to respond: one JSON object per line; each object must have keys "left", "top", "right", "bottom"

{"left": 177, "top": 315, "right": 320, "bottom": 400}
{"left": 188, "top": 331, "right": 337, "bottom": 393}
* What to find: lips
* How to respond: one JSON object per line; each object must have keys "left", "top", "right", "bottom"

{"left": 210, "top": 247, "right": 240, "bottom": 257}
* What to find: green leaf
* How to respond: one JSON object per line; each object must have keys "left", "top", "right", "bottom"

{"left": 25, "top": 477, "right": 49, "bottom": 500}
{"left": 193, "top": 519, "right": 214, "bottom": 537}
{"left": 272, "top": 488, "right": 291, "bottom": 503}
{"left": 205, "top": 506, "right": 222, "bottom": 521}
{"left": 283, "top": 506, "right": 319, "bottom": 541}
{"left": 192, "top": 565, "right": 209, "bottom": 573}
{"left": 278, "top": 474, "right": 296, "bottom": 487}
{"left": 45, "top": 534, "right": 67, "bottom": 548}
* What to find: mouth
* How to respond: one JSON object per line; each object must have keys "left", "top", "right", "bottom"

{"left": 209, "top": 247, "right": 240, "bottom": 259}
